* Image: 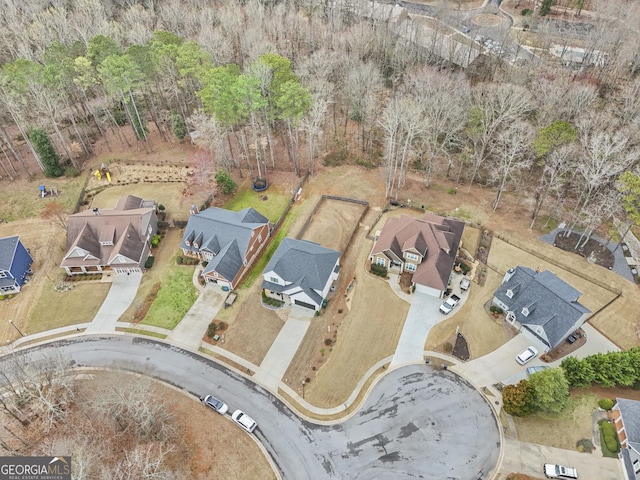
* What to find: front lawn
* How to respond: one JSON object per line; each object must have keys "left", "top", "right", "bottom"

{"left": 511, "top": 393, "right": 598, "bottom": 449}
{"left": 141, "top": 265, "right": 197, "bottom": 329}
{"left": 223, "top": 183, "right": 290, "bottom": 223}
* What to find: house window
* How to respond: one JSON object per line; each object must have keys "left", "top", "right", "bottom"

{"left": 406, "top": 252, "right": 419, "bottom": 261}
{"left": 405, "top": 263, "right": 416, "bottom": 272}
{"left": 633, "top": 460, "right": 640, "bottom": 474}
{"left": 376, "top": 257, "right": 386, "bottom": 267}
{"left": 270, "top": 277, "right": 278, "bottom": 283}
{"left": 258, "top": 234, "right": 262, "bottom": 242}
{"left": 506, "top": 289, "right": 514, "bottom": 298}
{"left": 522, "top": 307, "right": 530, "bottom": 317}
{"left": 0, "top": 271, "right": 6, "bottom": 278}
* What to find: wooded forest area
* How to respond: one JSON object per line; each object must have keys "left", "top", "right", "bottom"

{"left": 0, "top": 0, "right": 640, "bottom": 236}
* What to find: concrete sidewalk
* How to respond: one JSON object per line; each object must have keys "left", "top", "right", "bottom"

{"left": 85, "top": 272, "right": 142, "bottom": 333}
{"left": 254, "top": 306, "right": 314, "bottom": 391}
{"left": 165, "top": 284, "right": 224, "bottom": 349}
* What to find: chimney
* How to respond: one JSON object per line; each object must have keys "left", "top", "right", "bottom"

{"left": 190, "top": 205, "right": 199, "bottom": 215}
{"left": 93, "top": 208, "right": 100, "bottom": 215}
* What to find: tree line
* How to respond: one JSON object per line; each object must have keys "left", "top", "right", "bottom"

{"left": 0, "top": 0, "right": 639, "bottom": 236}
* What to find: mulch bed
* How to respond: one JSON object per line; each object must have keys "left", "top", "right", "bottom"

{"left": 553, "top": 232, "right": 614, "bottom": 269}
{"left": 452, "top": 332, "right": 470, "bottom": 361}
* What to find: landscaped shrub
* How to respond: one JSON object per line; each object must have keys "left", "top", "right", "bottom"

{"left": 489, "top": 305, "right": 504, "bottom": 314}
{"left": 158, "top": 204, "right": 166, "bottom": 211}
{"left": 324, "top": 338, "right": 333, "bottom": 346}
{"left": 145, "top": 256, "right": 155, "bottom": 269}
{"left": 456, "top": 262, "right": 471, "bottom": 273}
{"left": 521, "top": 8, "right": 532, "bottom": 15}
{"left": 370, "top": 264, "right": 388, "bottom": 277}
{"left": 0, "top": 295, "right": 5, "bottom": 301}
{"left": 576, "top": 438, "right": 593, "bottom": 453}
{"left": 151, "top": 234, "right": 161, "bottom": 248}
{"left": 443, "top": 342, "right": 453, "bottom": 353}
{"left": 598, "top": 398, "right": 615, "bottom": 410}
{"left": 261, "top": 291, "right": 284, "bottom": 307}
{"left": 604, "top": 436, "right": 619, "bottom": 453}
{"left": 207, "top": 322, "right": 217, "bottom": 338}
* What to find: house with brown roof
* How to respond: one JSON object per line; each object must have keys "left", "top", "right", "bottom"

{"left": 370, "top": 212, "right": 464, "bottom": 297}
{"left": 611, "top": 398, "right": 640, "bottom": 480}
{"left": 61, "top": 195, "right": 157, "bottom": 275}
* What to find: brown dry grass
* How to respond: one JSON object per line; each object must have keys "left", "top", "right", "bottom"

{"left": 511, "top": 392, "right": 598, "bottom": 450}
{"left": 0, "top": 219, "right": 67, "bottom": 342}
{"left": 218, "top": 278, "right": 285, "bottom": 367}
{"left": 426, "top": 266, "right": 508, "bottom": 358}
{"left": 90, "top": 181, "right": 200, "bottom": 222}
{"left": 299, "top": 198, "right": 367, "bottom": 252}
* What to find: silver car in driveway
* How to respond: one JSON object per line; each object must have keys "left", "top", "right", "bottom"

{"left": 201, "top": 394, "right": 229, "bottom": 415}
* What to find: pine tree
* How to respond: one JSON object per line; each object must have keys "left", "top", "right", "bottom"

{"left": 27, "top": 127, "right": 64, "bottom": 177}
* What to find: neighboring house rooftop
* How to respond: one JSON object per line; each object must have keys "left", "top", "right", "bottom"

{"left": 618, "top": 398, "right": 640, "bottom": 449}
{"left": 263, "top": 238, "right": 340, "bottom": 290}
{"left": 494, "top": 266, "right": 590, "bottom": 349}
{"left": 62, "top": 196, "right": 156, "bottom": 270}
{"left": 181, "top": 207, "right": 270, "bottom": 281}
{"left": 0, "top": 235, "right": 20, "bottom": 272}
{"left": 372, "top": 212, "right": 464, "bottom": 291}
{"left": 616, "top": 398, "right": 640, "bottom": 480}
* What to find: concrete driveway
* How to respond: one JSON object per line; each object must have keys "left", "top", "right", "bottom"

{"left": 452, "top": 334, "right": 539, "bottom": 388}
{"left": 500, "top": 439, "right": 623, "bottom": 480}
{"left": 165, "top": 284, "right": 224, "bottom": 349}
{"left": 254, "top": 305, "right": 313, "bottom": 391}
{"left": 391, "top": 274, "right": 471, "bottom": 367}
{"left": 85, "top": 272, "right": 142, "bottom": 333}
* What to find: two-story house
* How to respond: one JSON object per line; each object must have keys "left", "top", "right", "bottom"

{"left": 180, "top": 207, "right": 271, "bottom": 291}
{"left": 262, "top": 238, "right": 340, "bottom": 312}
{"left": 492, "top": 266, "right": 591, "bottom": 350}
{"left": 369, "top": 212, "right": 464, "bottom": 297}
{"left": 61, "top": 195, "right": 157, "bottom": 275}
{"left": 611, "top": 398, "right": 640, "bottom": 480}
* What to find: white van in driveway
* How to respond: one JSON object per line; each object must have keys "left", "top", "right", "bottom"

{"left": 516, "top": 346, "right": 538, "bottom": 365}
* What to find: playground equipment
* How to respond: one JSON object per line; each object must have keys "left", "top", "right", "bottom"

{"left": 39, "top": 185, "right": 59, "bottom": 198}
{"left": 94, "top": 163, "right": 112, "bottom": 183}
{"left": 252, "top": 177, "right": 268, "bottom": 192}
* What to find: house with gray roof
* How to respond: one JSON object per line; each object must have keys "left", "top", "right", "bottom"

{"left": 0, "top": 236, "right": 33, "bottom": 293}
{"left": 180, "top": 207, "right": 271, "bottom": 290}
{"left": 492, "top": 267, "right": 590, "bottom": 351}
{"left": 262, "top": 238, "right": 340, "bottom": 312}
{"left": 61, "top": 195, "right": 157, "bottom": 275}
{"left": 612, "top": 398, "right": 640, "bottom": 480}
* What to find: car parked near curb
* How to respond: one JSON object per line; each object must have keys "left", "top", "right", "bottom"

{"left": 200, "top": 394, "right": 229, "bottom": 415}
{"left": 232, "top": 409, "right": 257, "bottom": 433}
{"left": 460, "top": 277, "right": 471, "bottom": 291}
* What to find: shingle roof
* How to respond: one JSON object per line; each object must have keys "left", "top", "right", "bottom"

{"left": 262, "top": 238, "right": 340, "bottom": 299}
{"left": 183, "top": 207, "right": 270, "bottom": 282}
{"left": 618, "top": 398, "right": 640, "bottom": 447}
{"left": 371, "top": 212, "right": 464, "bottom": 290}
{"left": 0, "top": 235, "right": 19, "bottom": 271}
{"left": 61, "top": 200, "right": 156, "bottom": 269}
{"left": 494, "top": 267, "right": 591, "bottom": 349}
{"left": 114, "top": 195, "right": 145, "bottom": 210}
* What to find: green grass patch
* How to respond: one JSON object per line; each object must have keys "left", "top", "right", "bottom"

{"left": 141, "top": 266, "right": 197, "bottom": 329}
{"left": 222, "top": 184, "right": 290, "bottom": 223}
{"left": 237, "top": 207, "right": 301, "bottom": 291}
{"left": 117, "top": 327, "right": 167, "bottom": 339}
{"left": 598, "top": 420, "right": 620, "bottom": 457}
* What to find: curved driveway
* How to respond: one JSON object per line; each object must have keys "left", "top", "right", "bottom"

{"left": 16, "top": 335, "right": 500, "bottom": 479}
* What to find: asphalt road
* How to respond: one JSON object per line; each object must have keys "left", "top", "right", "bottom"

{"left": 11, "top": 335, "right": 500, "bottom": 479}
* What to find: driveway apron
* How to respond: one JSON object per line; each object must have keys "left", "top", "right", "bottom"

{"left": 254, "top": 306, "right": 313, "bottom": 391}
{"left": 391, "top": 292, "right": 443, "bottom": 367}
{"left": 85, "top": 272, "right": 142, "bottom": 333}
{"left": 166, "top": 283, "right": 224, "bottom": 349}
